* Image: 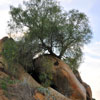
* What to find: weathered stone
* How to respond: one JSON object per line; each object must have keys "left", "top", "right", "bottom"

{"left": 17, "top": 64, "right": 70, "bottom": 100}
{"left": 0, "top": 71, "right": 8, "bottom": 78}
{"left": 0, "top": 89, "right": 4, "bottom": 95}
{"left": 48, "top": 87, "right": 71, "bottom": 100}
{"left": 0, "top": 95, "right": 9, "bottom": 100}
{"left": 74, "top": 70, "right": 92, "bottom": 100}
{"left": 34, "top": 55, "right": 86, "bottom": 100}
{"left": 82, "top": 82, "right": 92, "bottom": 100}
{"left": 34, "top": 87, "right": 71, "bottom": 100}
{"left": 0, "top": 89, "right": 9, "bottom": 100}
{"left": 34, "top": 92, "right": 46, "bottom": 100}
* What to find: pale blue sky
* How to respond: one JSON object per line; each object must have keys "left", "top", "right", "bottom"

{"left": 0, "top": 0, "right": 100, "bottom": 99}
{"left": 58, "top": 0, "right": 100, "bottom": 42}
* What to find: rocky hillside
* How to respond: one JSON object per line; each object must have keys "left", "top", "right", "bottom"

{"left": 0, "top": 37, "right": 93, "bottom": 100}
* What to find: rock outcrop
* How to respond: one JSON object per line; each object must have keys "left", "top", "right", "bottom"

{"left": 0, "top": 37, "right": 93, "bottom": 100}
{"left": 74, "top": 70, "right": 92, "bottom": 100}
{"left": 34, "top": 55, "right": 86, "bottom": 100}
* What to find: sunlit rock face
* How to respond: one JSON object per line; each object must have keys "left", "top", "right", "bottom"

{"left": 34, "top": 55, "right": 87, "bottom": 100}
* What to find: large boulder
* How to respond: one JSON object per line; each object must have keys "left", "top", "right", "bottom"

{"left": 34, "top": 55, "right": 86, "bottom": 100}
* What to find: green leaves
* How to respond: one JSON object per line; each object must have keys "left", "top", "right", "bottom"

{"left": 2, "top": 38, "right": 20, "bottom": 77}
{"left": 8, "top": 0, "right": 92, "bottom": 70}
{"left": 37, "top": 56, "right": 53, "bottom": 87}
{"left": 39, "top": 72, "right": 53, "bottom": 87}
{"left": 2, "top": 38, "right": 18, "bottom": 63}
{"left": 0, "top": 77, "right": 20, "bottom": 90}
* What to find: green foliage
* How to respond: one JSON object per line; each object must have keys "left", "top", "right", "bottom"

{"left": 39, "top": 72, "right": 52, "bottom": 87}
{"left": 2, "top": 37, "right": 36, "bottom": 72}
{"left": 0, "top": 77, "right": 20, "bottom": 90}
{"left": 37, "top": 87, "right": 50, "bottom": 95}
{"left": 38, "top": 56, "right": 53, "bottom": 87}
{"left": 37, "top": 87, "right": 56, "bottom": 100}
{"left": 8, "top": 0, "right": 92, "bottom": 70}
{"left": 64, "top": 47, "right": 83, "bottom": 71}
{"left": 16, "top": 37, "right": 42, "bottom": 71}
{"left": 2, "top": 38, "right": 18, "bottom": 75}
{"left": 1, "top": 80, "right": 7, "bottom": 90}
{"left": 2, "top": 39, "right": 18, "bottom": 62}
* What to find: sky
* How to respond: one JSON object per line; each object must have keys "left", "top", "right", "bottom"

{"left": 0, "top": 0, "right": 100, "bottom": 99}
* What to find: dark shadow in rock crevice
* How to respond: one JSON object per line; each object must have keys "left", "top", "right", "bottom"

{"left": 28, "top": 70, "right": 41, "bottom": 84}
{"left": 27, "top": 69, "right": 59, "bottom": 92}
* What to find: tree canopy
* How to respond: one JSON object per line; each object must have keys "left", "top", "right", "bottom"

{"left": 7, "top": 0, "right": 92, "bottom": 70}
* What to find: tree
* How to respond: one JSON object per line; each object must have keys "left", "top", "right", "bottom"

{"left": 8, "top": 0, "right": 92, "bottom": 69}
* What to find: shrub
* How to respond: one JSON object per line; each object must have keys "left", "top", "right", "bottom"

{"left": 36, "top": 56, "right": 53, "bottom": 87}
{"left": 2, "top": 38, "right": 18, "bottom": 76}
{"left": 0, "top": 77, "right": 20, "bottom": 90}
{"left": 39, "top": 72, "right": 53, "bottom": 87}
{"left": 37, "top": 87, "right": 56, "bottom": 100}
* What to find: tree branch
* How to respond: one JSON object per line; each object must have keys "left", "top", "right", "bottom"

{"left": 59, "top": 39, "right": 76, "bottom": 58}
